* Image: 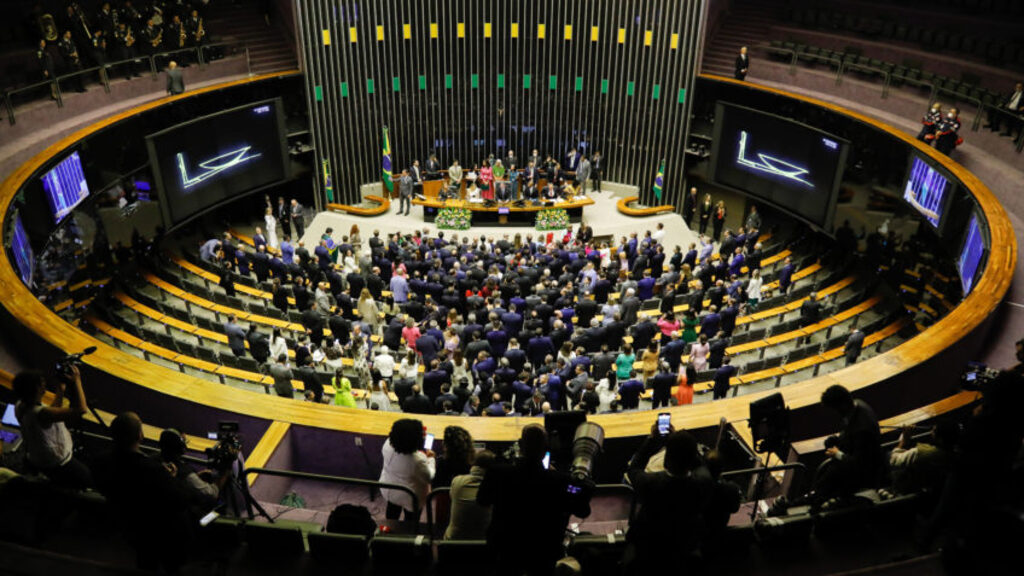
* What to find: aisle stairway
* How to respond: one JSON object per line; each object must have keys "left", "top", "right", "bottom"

{"left": 702, "top": 0, "right": 784, "bottom": 77}
{"left": 205, "top": 0, "right": 298, "bottom": 74}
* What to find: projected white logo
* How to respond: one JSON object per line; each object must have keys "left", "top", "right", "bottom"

{"left": 736, "top": 131, "right": 814, "bottom": 188}
{"left": 176, "top": 146, "right": 262, "bottom": 190}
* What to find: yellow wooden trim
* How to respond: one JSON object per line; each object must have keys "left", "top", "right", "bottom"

{"left": 246, "top": 421, "right": 290, "bottom": 486}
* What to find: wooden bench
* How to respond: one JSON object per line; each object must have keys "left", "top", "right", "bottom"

{"left": 616, "top": 196, "right": 675, "bottom": 216}
{"left": 327, "top": 194, "right": 391, "bottom": 217}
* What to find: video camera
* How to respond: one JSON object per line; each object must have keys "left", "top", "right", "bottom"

{"left": 961, "top": 361, "right": 999, "bottom": 392}
{"left": 566, "top": 422, "right": 604, "bottom": 499}
{"left": 56, "top": 346, "right": 97, "bottom": 378}
{"left": 205, "top": 421, "right": 242, "bottom": 471}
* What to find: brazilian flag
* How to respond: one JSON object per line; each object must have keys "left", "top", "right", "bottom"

{"left": 652, "top": 159, "right": 665, "bottom": 202}
{"left": 322, "top": 159, "right": 334, "bottom": 203}
{"left": 382, "top": 126, "right": 393, "bottom": 191}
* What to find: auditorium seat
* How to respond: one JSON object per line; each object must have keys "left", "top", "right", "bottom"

{"left": 369, "top": 535, "right": 432, "bottom": 572}
{"left": 434, "top": 539, "right": 492, "bottom": 575}
{"left": 307, "top": 532, "right": 369, "bottom": 569}
{"left": 243, "top": 522, "right": 305, "bottom": 557}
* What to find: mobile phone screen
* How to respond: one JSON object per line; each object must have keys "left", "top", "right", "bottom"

{"left": 424, "top": 433, "right": 435, "bottom": 450}
{"left": 542, "top": 451, "right": 551, "bottom": 469}
{"left": 657, "top": 413, "right": 671, "bottom": 436}
{"left": 199, "top": 510, "right": 219, "bottom": 527}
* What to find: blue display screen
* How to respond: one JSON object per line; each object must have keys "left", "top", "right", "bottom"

{"left": 41, "top": 151, "right": 90, "bottom": 223}
{"left": 903, "top": 156, "right": 949, "bottom": 229}
{"left": 11, "top": 215, "right": 34, "bottom": 286}
{"left": 958, "top": 212, "right": 985, "bottom": 294}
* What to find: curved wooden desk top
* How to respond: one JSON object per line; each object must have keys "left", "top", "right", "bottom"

{"left": 0, "top": 72, "right": 1014, "bottom": 442}
{"left": 412, "top": 196, "right": 595, "bottom": 212}
{"left": 327, "top": 194, "right": 391, "bottom": 217}
{"left": 616, "top": 196, "right": 676, "bottom": 216}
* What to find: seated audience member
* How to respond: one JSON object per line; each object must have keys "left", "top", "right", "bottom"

{"left": 94, "top": 412, "right": 192, "bottom": 573}
{"left": 445, "top": 450, "right": 496, "bottom": 540}
{"left": 158, "top": 428, "right": 230, "bottom": 511}
{"left": 477, "top": 425, "right": 590, "bottom": 575}
{"left": 623, "top": 425, "right": 716, "bottom": 574}
{"left": 378, "top": 419, "right": 436, "bottom": 521}
{"left": 12, "top": 367, "right": 92, "bottom": 489}
{"left": 888, "top": 421, "right": 959, "bottom": 496}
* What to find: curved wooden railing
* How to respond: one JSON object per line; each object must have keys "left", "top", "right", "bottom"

{"left": 616, "top": 195, "right": 676, "bottom": 216}
{"left": 0, "top": 72, "right": 1014, "bottom": 442}
{"left": 326, "top": 194, "right": 391, "bottom": 216}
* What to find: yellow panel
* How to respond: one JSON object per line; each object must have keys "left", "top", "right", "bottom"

{"left": 537, "top": 23, "right": 546, "bottom": 39}
{"left": 644, "top": 30, "right": 653, "bottom": 46}
{"left": 591, "top": 26, "right": 599, "bottom": 42}
{"left": 403, "top": 23, "right": 411, "bottom": 39}
{"left": 618, "top": 28, "right": 626, "bottom": 44}
{"left": 670, "top": 32, "right": 679, "bottom": 49}
{"left": 457, "top": 22, "right": 465, "bottom": 38}
{"left": 484, "top": 22, "right": 492, "bottom": 38}
{"left": 321, "top": 29, "right": 331, "bottom": 46}
{"left": 430, "top": 22, "right": 438, "bottom": 39}
{"left": 511, "top": 22, "right": 518, "bottom": 38}
{"left": 349, "top": 27, "right": 357, "bottom": 43}
{"left": 564, "top": 24, "right": 572, "bottom": 40}
{"left": 376, "top": 25, "right": 384, "bottom": 41}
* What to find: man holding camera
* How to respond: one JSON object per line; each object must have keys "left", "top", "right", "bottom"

{"left": 12, "top": 366, "right": 92, "bottom": 489}
{"left": 158, "top": 428, "right": 231, "bottom": 511}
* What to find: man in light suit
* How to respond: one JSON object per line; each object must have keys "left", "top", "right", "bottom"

{"left": 290, "top": 198, "right": 305, "bottom": 238}
{"left": 734, "top": 46, "right": 749, "bottom": 81}
{"left": 165, "top": 60, "right": 185, "bottom": 94}
{"left": 575, "top": 155, "right": 591, "bottom": 194}
{"left": 398, "top": 169, "right": 413, "bottom": 215}
{"left": 410, "top": 160, "right": 423, "bottom": 195}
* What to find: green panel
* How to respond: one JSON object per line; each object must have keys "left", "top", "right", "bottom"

{"left": 600, "top": 78, "right": 608, "bottom": 94}
{"left": 314, "top": 85, "right": 322, "bottom": 101}
{"left": 418, "top": 75, "right": 426, "bottom": 90}
{"left": 523, "top": 74, "right": 532, "bottom": 89}
{"left": 575, "top": 76, "right": 583, "bottom": 92}
{"left": 392, "top": 76, "right": 401, "bottom": 92}
{"left": 652, "top": 84, "right": 660, "bottom": 100}
{"left": 445, "top": 74, "right": 453, "bottom": 89}
{"left": 471, "top": 73, "right": 479, "bottom": 89}
{"left": 626, "top": 81, "right": 635, "bottom": 96}
{"left": 677, "top": 88, "right": 687, "bottom": 103}
{"left": 497, "top": 73, "right": 505, "bottom": 88}
{"left": 366, "top": 78, "right": 375, "bottom": 94}
{"left": 549, "top": 75, "right": 557, "bottom": 90}
{"left": 339, "top": 82, "right": 348, "bottom": 97}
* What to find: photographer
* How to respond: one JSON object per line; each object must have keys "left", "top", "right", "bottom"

{"left": 622, "top": 424, "right": 715, "bottom": 574}
{"left": 477, "top": 424, "right": 591, "bottom": 576}
{"left": 158, "top": 429, "right": 231, "bottom": 511}
{"left": 12, "top": 366, "right": 92, "bottom": 489}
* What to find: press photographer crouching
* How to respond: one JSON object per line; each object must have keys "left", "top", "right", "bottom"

{"left": 12, "top": 363, "right": 92, "bottom": 490}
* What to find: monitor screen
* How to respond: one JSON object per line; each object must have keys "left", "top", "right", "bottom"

{"left": 2, "top": 403, "right": 20, "bottom": 428}
{"left": 958, "top": 211, "right": 986, "bottom": 295}
{"left": 147, "top": 99, "right": 289, "bottom": 227}
{"left": 903, "top": 155, "right": 951, "bottom": 229}
{"left": 710, "top": 103, "right": 848, "bottom": 228}
{"left": 11, "top": 214, "right": 34, "bottom": 286}
{"left": 41, "top": 151, "right": 90, "bottom": 223}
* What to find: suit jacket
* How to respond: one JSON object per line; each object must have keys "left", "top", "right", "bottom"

{"left": 734, "top": 54, "right": 749, "bottom": 78}
{"left": 166, "top": 67, "right": 185, "bottom": 94}
{"left": 845, "top": 330, "right": 865, "bottom": 360}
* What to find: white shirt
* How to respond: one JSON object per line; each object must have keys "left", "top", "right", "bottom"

{"left": 652, "top": 229, "right": 666, "bottom": 243}
{"left": 269, "top": 336, "right": 288, "bottom": 361}
{"left": 747, "top": 276, "right": 764, "bottom": 298}
{"left": 1009, "top": 90, "right": 1023, "bottom": 111}
{"left": 378, "top": 439, "right": 435, "bottom": 511}
{"left": 374, "top": 352, "right": 395, "bottom": 377}
{"left": 16, "top": 402, "right": 73, "bottom": 469}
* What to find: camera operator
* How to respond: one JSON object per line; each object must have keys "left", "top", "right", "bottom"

{"left": 477, "top": 424, "right": 591, "bottom": 576}
{"left": 158, "top": 429, "right": 231, "bottom": 511}
{"left": 12, "top": 366, "right": 92, "bottom": 489}
{"left": 622, "top": 423, "right": 716, "bottom": 574}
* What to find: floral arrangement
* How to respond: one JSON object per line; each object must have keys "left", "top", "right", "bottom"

{"left": 536, "top": 208, "right": 570, "bottom": 231}
{"left": 436, "top": 207, "right": 472, "bottom": 230}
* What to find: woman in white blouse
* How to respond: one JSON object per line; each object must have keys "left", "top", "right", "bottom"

{"left": 264, "top": 208, "right": 279, "bottom": 248}
{"left": 746, "top": 268, "right": 765, "bottom": 310}
{"left": 379, "top": 419, "right": 435, "bottom": 520}
{"left": 269, "top": 328, "right": 288, "bottom": 362}
{"left": 342, "top": 248, "right": 359, "bottom": 275}
{"left": 358, "top": 288, "right": 382, "bottom": 335}
{"left": 398, "top": 350, "right": 419, "bottom": 380}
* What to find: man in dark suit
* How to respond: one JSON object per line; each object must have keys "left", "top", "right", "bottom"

{"left": 294, "top": 357, "right": 323, "bottom": 403}
{"left": 844, "top": 326, "right": 866, "bottom": 366}
{"left": 800, "top": 293, "right": 822, "bottom": 328}
{"left": 778, "top": 257, "right": 796, "bottom": 295}
{"left": 986, "top": 81, "right": 1023, "bottom": 135}
{"left": 290, "top": 199, "right": 306, "bottom": 238}
{"left": 301, "top": 302, "right": 325, "bottom": 347}
{"left": 165, "top": 60, "right": 185, "bottom": 94}
{"left": 650, "top": 363, "right": 676, "bottom": 409}
{"left": 699, "top": 306, "right": 721, "bottom": 338}
{"left": 401, "top": 384, "right": 434, "bottom": 414}
{"left": 224, "top": 315, "right": 246, "bottom": 357}
{"left": 708, "top": 332, "right": 730, "bottom": 369}
{"left": 719, "top": 299, "right": 739, "bottom": 337}
{"left": 245, "top": 325, "right": 271, "bottom": 365}
{"left": 527, "top": 329, "right": 555, "bottom": 368}
{"left": 734, "top": 46, "right": 749, "bottom": 80}
{"left": 713, "top": 357, "right": 737, "bottom": 400}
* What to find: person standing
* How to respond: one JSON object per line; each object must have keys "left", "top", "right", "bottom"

{"left": 447, "top": 160, "right": 463, "bottom": 198}
{"left": 224, "top": 315, "right": 246, "bottom": 357}
{"left": 379, "top": 419, "right": 435, "bottom": 521}
{"left": 290, "top": 198, "right": 305, "bottom": 238}
{"left": 36, "top": 39, "right": 58, "bottom": 101}
{"left": 13, "top": 367, "right": 92, "bottom": 489}
{"left": 986, "top": 82, "right": 1023, "bottom": 136}
{"left": 745, "top": 204, "right": 762, "bottom": 232}
{"left": 699, "top": 193, "right": 713, "bottom": 235}
{"left": 264, "top": 207, "right": 279, "bottom": 248}
{"left": 844, "top": 325, "right": 865, "bottom": 366}
{"left": 269, "top": 354, "right": 294, "bottom": 398}
{"left": 734, "top": 46, "right": 749, "bottom": 80}
{"left": 114, "top": 21, "right": 140, "bottom": 79}
{"left": 591, "top": 151, "right": 604, "bottom": 192}
{"left": 711, "top": 200, "right": 727, "bottom": 242}
{"left": 683, "top": 187, "right": 698, "bottom": 227}
{"left": 576, "top": 155, "right": 592, "bottom": 195}
{"left": 917, "top": 102, "right": 943, "bottom": 142}
{"left": 58, "top": 30, "right": 87, "bottom": 92}
{"left": 277, "top": 196, "right": 291, "bottom": 237}
{"left": 712, "top": 356, "right": 737, "bottom": 400}
{"left": 165, "top": 60, "right": 185, "bottom": 95}
{"left": 398, "top": 169, "right": 413, "bottom": 216}
{"left": 933, "top": 107, "right": 962, "bottom": 155}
